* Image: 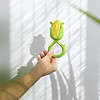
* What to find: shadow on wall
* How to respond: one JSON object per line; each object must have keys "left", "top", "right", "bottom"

{"left": 17, "top": 34, "right": 45, "bottom": 77}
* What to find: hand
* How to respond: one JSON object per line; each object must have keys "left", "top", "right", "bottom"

{"left": 36, "top": 50, "right": 57, "bottom": 77}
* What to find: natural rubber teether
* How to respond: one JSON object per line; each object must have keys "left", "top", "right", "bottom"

{"left": 48, "top": 20, "right": 66, "bottom": 58}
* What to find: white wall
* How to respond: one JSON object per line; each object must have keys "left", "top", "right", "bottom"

{"left": 1, "top": 0, "right": 100, "bottom": 100}
{"left": 85, "top": 0, "right": 100, "bottom": 100}
{"left": 9, "top": 0, "right": 87, "bottom": 100}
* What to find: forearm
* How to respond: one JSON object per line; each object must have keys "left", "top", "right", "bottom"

{"left": 0, "top": 50, "right": 56, "bottom": 100}
{"left": 0, "top": 90, "right": 15, "bottom": 100}
{"left": 0, "top": 65, "right": 42, "bottom": 100}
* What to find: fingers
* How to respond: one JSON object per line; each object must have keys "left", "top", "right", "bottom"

{"left": 43, "top": 50, "right": 48, "bottom": 56}
{"left": 38, "top": 56, "right": 41, "bottom": 61}
{"left": 38, "top": 50, "right": 48, "bottom": 61}
{"left": 38, "top": 50, "right": 54, "bottom": 62}
{"left": 46, "top": 50, "right": 54, "bottom": 58}
{"left": 37, "top": 52, "right": 44, "bottom": 61}
{"left": 40, "top": 52, "right": 45, "bottom": 58}
{"left": 39, "top": 50, "right": 48, "bottom": 59}
{"left": 51, "top": 58, "right": 56, "bottom": 64}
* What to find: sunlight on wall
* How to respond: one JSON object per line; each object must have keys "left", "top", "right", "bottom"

{"left": 9, "top": 0, "right": 87, "bottom": 100}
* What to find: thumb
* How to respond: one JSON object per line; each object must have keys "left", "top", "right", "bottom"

{"left": 47, "top": 50, "right": 54, "bottom": 58}
{"left": 51, "top": 58, "right": 56, "bottom": 64}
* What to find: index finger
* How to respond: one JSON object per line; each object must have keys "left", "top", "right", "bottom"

{"left": 43, "top": 50, "right": 48, "bottom": 55}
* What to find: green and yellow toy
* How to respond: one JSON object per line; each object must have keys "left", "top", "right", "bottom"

{"left": 48, "top": 20, "right": 66, "bottom": 58}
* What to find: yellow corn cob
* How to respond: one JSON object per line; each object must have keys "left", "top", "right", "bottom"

{"left": 53, "top": 20, "right": 61, "bottom": 38}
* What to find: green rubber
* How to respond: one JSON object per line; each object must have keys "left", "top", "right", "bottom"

{"left": 48, "top": 21, "right": 66, "bottom": 58}
{"left": 48, "top": 40, "right": 66, "bottom": 58}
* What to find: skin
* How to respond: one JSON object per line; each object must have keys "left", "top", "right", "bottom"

{"left": 0, "top": 50, "right": 56, "bottom": 100}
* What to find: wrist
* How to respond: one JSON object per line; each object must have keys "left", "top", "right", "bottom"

{"left": 30, "top": 64, "right": 43, "bottom": 78}
{"left": 20, "top": 65, "right": 42, "bottom": 88}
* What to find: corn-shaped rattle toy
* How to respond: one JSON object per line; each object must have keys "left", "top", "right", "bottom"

{"left": 48, "top": 20, "right": 66, "bottom": 58}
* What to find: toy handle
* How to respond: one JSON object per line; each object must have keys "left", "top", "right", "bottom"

{"left": 48, "top": 41, "right": 66, "bottom": 58}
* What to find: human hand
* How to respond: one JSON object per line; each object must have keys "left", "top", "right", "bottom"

{"left": 36, "top": 50, "right": 56, "bottom": 77}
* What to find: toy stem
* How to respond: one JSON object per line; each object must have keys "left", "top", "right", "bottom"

{"left": 48, "top": 40, "right": 66, "bottom": 58}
